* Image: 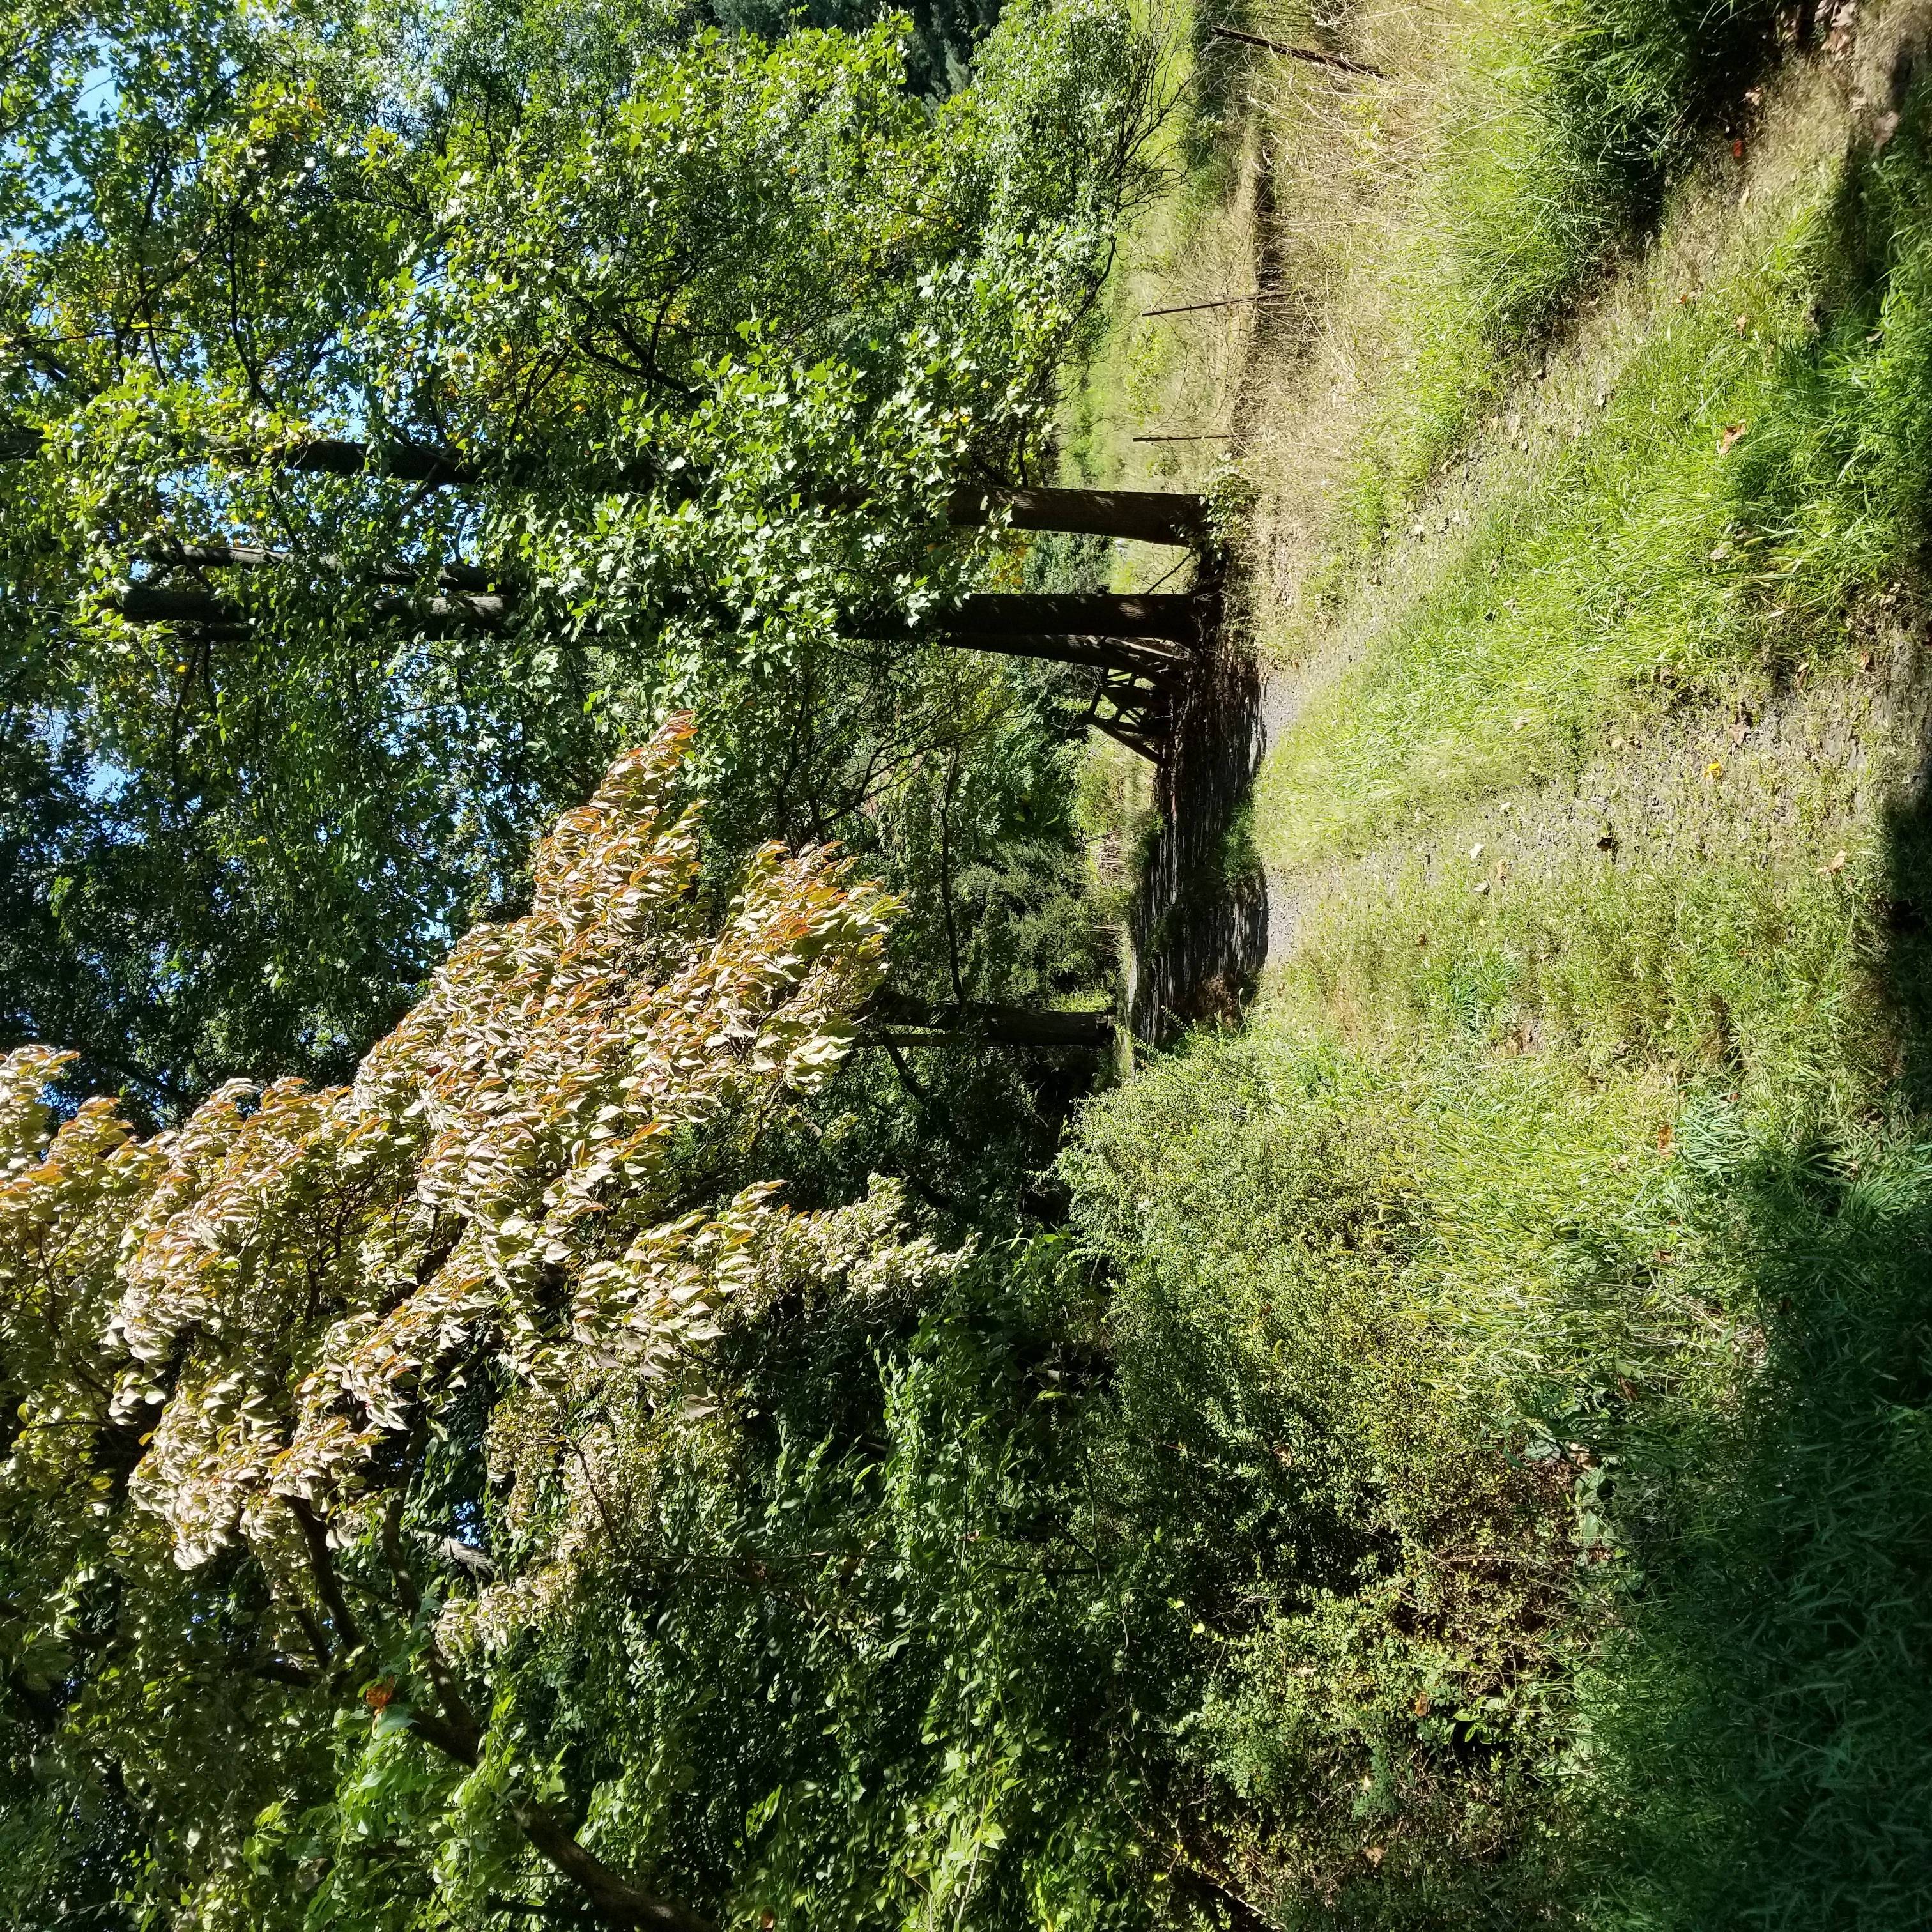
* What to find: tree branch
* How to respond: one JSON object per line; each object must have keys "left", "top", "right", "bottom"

{"left": 404, "top": 1701, "right": 710, "bottom": 1931}
{"left": 1206, "top": 23, "right": 1385, "bottom": 77}
{"left": 509, "top": 1799, "right": 712, "bottom": 1932}
{"left": 282, "top": 1485, "right": 705, "bottom": 1930}
{"left": 286, "top": 1493, "right": 365, "bottom": 1659}
{"left": 864, "top": 996, "right": 1114, "bottom": 1048}
{"left": 252, "top": 1657, "right": 321, "bottom": 1688}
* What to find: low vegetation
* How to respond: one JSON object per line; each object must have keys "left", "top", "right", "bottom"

{"left": 6, "top": 0, "right": 1932, "bottom": 1925}
{"left": 1078, "top": 0, "right": 1932, "bottom": 1924}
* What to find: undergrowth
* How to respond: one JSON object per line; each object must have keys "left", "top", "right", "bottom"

{"left": 1062, "top": 825, "right": 1932, "bottom": 1922}
{"left": 1050, "top": 8, "right": 1932, "bottom": 1929}
{"left": 1061, "top": 1023, "right": 1662, "bottom": 1924}
{"left": 1584, "top": 1116, "right": 1932, "bottom": 1930}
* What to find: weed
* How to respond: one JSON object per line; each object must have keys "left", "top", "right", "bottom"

{"left": 1282, "top": 854, "right": 1891, "bottom": 1130}
{"left": 1736, "top": 72, "right": 1932, "bottom": 617}
{"left": 1583, "top": 1119, "right": 1932, "bottom": 1931}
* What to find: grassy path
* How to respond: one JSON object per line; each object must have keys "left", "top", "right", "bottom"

{"left": 1050, "top": 3, "right": 1932, "bottom": 1921}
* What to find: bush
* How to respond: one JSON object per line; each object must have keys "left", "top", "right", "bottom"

{"left": 1057, "top": 1022, "right": 1681, "bottom": 1924}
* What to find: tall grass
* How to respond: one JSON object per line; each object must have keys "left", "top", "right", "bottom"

{"left": 1046, "top": 785, "right": 1931, "bottom": 1906}
{"left": 1048, "top": 4, "right": 1932, "bottom": 1924}
{"left": 1061, "top": 1020, "right": 1668, "bottom": 1924}
{"left": 1583, "top": 1121, "right": 1932, "bottom": 1931}
{"left": 1284, "top": 851, "right": 1890, "bottom": 1130}
{"left": 1735, "top": 73, "right": 1932, "bottom": 615}
{"left": 1060, "top": 816, "right": 1932, "bottom": 1922}
{"left": 1257, "top": 83, "right": 1841, "bottom": 868}
{"left": 1340, "top": 0, "right": 1781, "bottom": 532}
{"left": 1259, "top": 63, "right": 1932, "bottom": 874}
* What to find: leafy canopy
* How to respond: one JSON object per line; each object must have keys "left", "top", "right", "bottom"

{"left": 0, "top": 714, "right": 974, "bottom": 1927}
{"left": 0, "top": 0, "right": 1159, "bottom": 1108}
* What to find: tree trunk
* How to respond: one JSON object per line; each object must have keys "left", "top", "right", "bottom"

{"left": 945, "top": 592, "right": 1202, "bottom": 642}
{"left": 112, "top": 581, "right": 510, "bottom": 631}
{"left": 1206, "top": 22, "right": 1384, "bottom": 75}
{"left": 316, "top": 1526, "right": 711, "bottom": 1932}
{"left": 4, "top": 422, "right": 1207, "bottom": 548}
{"left": 866, "top": 996, "right": 1113, "bottom": 1048}
{"left": 946, "top": 486, "right": 1204, "bottom": 546}
{"left": 933, "top": 631, "right": 1185, "bottom": 680}
{"left": 114, "top": 576, "right": 1202, "bottom": 656}
{"left": 0, "top": 423, "right": 473, "bottom": 482}
{"left": 116, "top": 583, "right": 241, "bottom": 625}
{"left": 144, "top": 540, "right": 495, "bottom": 593}
{"left": 219, "top": 437, "right": 473, "bottom": 482}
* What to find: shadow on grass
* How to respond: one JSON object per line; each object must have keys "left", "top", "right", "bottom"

{"left": 1590, "top": 751, "right": 1932, "bottom": 1929}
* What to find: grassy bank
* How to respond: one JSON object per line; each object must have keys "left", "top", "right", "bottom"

{"left": 1048, "top": 1, "right": 1932, "bottom": 1924}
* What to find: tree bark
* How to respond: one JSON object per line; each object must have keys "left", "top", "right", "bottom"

{"left": 866, "top": 996, "right": 1114, "bottom": 1048}
{"left": 4, "top": 422, "right": 1208, "bottom": 546}
{"left": 945, "top": 486, "right": 1204, "bottom": 546}
{"left": 1206, "top": 23, "right": 1384, "bottom": 75}
{"left": 112, "top": 576, "right": 1202, "bottom": 663}
{"left": 112, "top": 581, "right": 510, "bottom": 632}
{"left": 286, "top": 1494, "right": 365, "bottom": 1658}
{"left": 944, "top": 592, "right": 1202, "bottom": 642}
{"left": 144, "top": 540, "right": 495, "bottom": 593}
{"left": 254, "top": 438, "right": 475, "bottom": 483}
{"left": 0, "top": 424, "right": 475, "bottom": 481}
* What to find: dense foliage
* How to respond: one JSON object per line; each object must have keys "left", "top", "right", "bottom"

{"left": 0, "top": 716, "right": 947, "bottom": 1925}
{"left": 10, "top": 0, "right": 1932, "bottom": 1928}
{"left": 0, "top": 0, "right": 1154, "bottom": 1108}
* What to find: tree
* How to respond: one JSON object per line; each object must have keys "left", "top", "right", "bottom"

{"left": 0, "top": 713, "right": 973, "bottom": 1926}
{"left": 0, "top": 0, "right": 1165, "bottom": 1108}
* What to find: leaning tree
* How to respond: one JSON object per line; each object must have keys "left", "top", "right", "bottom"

{"left": 0, "top": 713, "right": 982, "bottom": 1926}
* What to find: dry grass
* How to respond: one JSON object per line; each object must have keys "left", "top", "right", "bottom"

{"left": 1229, "top": 0, "right": 1491, "bottom": 612}
{"left": 1252, "top": 52, "right": 1857, "bottom": 875}
{"left": 1061, "top": 88, "right": 1262, "bottom": 502}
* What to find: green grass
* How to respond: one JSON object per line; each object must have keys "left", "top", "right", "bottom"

{"left": 1583, "top": 1120, "right": 1932, "bottom": 1931}
{"left": 1733, "top": 79, "right": 1932, "bottom": 615}
{"left": 1259, "top": 178, "right": 1827, "bottom": 868}
{"left": 1246, "top": 0, "right": 1782, "bottom": 549}
{"left": 1284, "top": 848, "right": 1889, "bottom": 1131}
{"left": 1057, "top": 818, "right": 1931, "bottom": 1920}
{"left": 1260, "top": 65, "right": 1932, "bottom": 875}
{"left": 1046, "top": 11, "right": 1932, "bottom": 1929}
{"left": 1055, "top": 0, "right": 1257, "bottom": 503}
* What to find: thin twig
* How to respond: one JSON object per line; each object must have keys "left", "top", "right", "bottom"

{"left": 1141, "top": 291, "right": 1291, "bottom": 317}
{"left": 1208, "top": 24, "right": 1386, "bottom": 77}
{"left": 1131, "top": 433, "right": 1236, "bottom": 443}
